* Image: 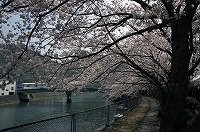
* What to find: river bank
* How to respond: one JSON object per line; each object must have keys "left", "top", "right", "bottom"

{"left": 0, "top": 92, "right": 65, "bottom": 105}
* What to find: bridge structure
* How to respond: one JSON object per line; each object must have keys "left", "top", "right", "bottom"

{"left": 65, "top": 90, "right": 72, "bottom": 103}
{"left": 16, "top": 88, "right": 74, "bottom": 103}
{"left": 16, "top": 86, "right": 100, "bottom": 103}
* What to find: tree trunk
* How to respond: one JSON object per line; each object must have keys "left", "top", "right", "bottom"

{"left": 158, "top": 90, "right": 168, "bottom": 118}
{"left": 159, "top": 17, "right": 192, "bottom": 132}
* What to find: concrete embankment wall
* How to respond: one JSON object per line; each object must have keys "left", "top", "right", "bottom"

{"left": 0, "top": 95, "right": 20, "bottom": 105}
{"left": 28, "top": 92, "right": 65, "bottom": 101}
{"left": 0, "top": 92, "right": 65, "bottom": 105}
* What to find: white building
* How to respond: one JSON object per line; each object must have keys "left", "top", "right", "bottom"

{"left": 21, "top": 83, "right": 49, "bottom": 89}
{"left": 0, "top": 80, "right": 16, "bottom": 96}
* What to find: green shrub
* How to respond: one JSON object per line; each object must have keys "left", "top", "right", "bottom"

{"left": 185, "top": 97, "right": 200, "bottom": 122}
{"left": 186, "top": 97, "right": 200, "bottom": 110}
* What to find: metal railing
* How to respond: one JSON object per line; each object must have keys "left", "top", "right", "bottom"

{"left": 0, "top": 96, "right": 142, "bottom": 132}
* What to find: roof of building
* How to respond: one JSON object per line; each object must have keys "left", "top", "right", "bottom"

{"left": 22, "top": 83, "right": 36, "bottom": 85}
{"left": 22, "top": 83, "right": 48, "bottom": 85}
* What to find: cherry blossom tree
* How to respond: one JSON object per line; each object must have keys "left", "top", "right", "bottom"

{"left": 1, "top": 0, "right": 200, "bottom": 131}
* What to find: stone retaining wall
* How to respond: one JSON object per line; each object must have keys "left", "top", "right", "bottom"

{"left": 0, "top": 92, "right": 65, "bottom": 105}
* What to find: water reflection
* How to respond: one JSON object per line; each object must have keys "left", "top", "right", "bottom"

{"left": 18, "top": 102, "right": 29, "bottom": 107}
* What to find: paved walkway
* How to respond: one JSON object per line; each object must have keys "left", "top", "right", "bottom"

{"left": 101, "top": 97, "right": 160, "bottom": 132}
{"left": 134, "top": 98, "right": 160, "bottom": 132}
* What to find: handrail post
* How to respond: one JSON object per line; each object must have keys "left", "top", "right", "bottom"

{"left": 71, "top": 114, "right": 76, "bottom": 132}
{"left": 106, "top": 105, "right": 110, "bottom": 126}
{"left": 123, "top": 101, "right": 125, "bottom": 113}
{"left": 132, "top": 98, "right": 134, "bottom": 109}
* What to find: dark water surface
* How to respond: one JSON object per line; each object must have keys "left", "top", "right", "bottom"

{"left": 0, "top": 93, "right": 110, "bottom": 130}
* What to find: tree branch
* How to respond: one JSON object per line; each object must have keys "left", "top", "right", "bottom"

{"left": 3, "top": 5, "right": 29, "bottom": 12}
{"left": 188, "top": 58, "right": 200, "bottom": 76}
{"left": 160, "top": 0, "right": 174, "bottom": 17}
{"left": 118, "top": 52, "right": 162, "bottom": 89}
{"left": 0, "top": 17, "right": 42, "bottom": 79}
{"left": 40, "top": 0, "right": 71, "bottom": 17}
{"left": 132, "top": 0, "right": 151, "bottom": 10}
{"left": 0, "top": 0, "right": 14, "bottom": 9}
{"left": 152, "top": 43, "right": 172, "bottom": 56}
{"left": 45, "top": 20, "right": 170, "bottom": 62}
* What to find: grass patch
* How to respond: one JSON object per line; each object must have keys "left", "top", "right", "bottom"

{"left": 103, "top": 97, "right": 151, "bottom": 132}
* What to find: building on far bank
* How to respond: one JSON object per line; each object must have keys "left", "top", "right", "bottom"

{"left": 0, "top": 80, "right": 16, "bottom": 96}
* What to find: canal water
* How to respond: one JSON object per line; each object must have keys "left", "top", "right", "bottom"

{"left": 0, "top": 92, "right": 111, "bottom": 131}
